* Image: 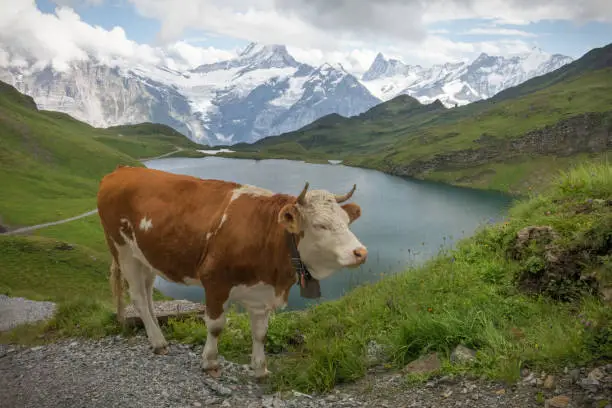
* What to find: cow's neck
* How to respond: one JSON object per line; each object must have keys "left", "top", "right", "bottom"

{"left": 285, "top": 231, "right": 321, "bottom": 299}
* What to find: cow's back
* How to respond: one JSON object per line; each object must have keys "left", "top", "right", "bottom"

{"left": 97, "top": 166, "right": 240, "bottom": 282}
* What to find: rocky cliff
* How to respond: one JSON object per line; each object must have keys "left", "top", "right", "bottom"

{"left": 384, "top": 111, "right": 612, "bottom": 178}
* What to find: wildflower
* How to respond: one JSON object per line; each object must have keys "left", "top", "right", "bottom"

{"left": 427, "top": 307, "right": 433, "bottom": 313}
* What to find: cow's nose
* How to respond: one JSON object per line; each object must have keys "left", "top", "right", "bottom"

{"left": 353, "top": 247, "right": 368, "bottom": 263}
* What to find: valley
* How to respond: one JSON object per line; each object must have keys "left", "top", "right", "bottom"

{"left": 1, "top": 32, "right": 611, "bottom": 408}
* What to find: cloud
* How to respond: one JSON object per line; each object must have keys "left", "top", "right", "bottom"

{"left": 461, "top": 27, "right": 538, "bottom": 37}
{"left": 128, "top": 0, "right": 612, "bottom": 48}
{"left": 163, "top": 41, "right": 236, "bottom": 69}
{"left": 0, "top": 1, "right": 234, "bottom": 72}
{"left": 0, "top": 0, "right": 605, "bottom": 78}
{"left": 50, "top": 0, "right": 105, "bottom": 6}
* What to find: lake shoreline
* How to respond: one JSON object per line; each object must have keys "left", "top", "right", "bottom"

{"left": 179, "top": 149, "right": 526, "bottom": 199}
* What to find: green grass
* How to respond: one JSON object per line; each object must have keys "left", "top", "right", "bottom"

{"left": 95, "top": 122, "right": 205, "bottom": 160}
{"left": 0, "top": 81, "right": 182, "bottom": 343}
{"left": 4, "top": 161, "right": 608, "bottom": 396}
{"left": 238, "top": 161, "right": 610, "bottom": 393}
{"left": 0, "top": 83, "right": 200, "bottom": 227}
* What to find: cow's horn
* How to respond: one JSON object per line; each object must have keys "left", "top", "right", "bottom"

{"left": 335, "top": 184, "right": 356, "bottom": 203}
{"left": 297, "top": 182, "right": 309, "bottom": 205}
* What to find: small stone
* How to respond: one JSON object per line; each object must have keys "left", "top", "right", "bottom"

{"left": 569, "top": 369, "right": 581, "bottom": 384}
{"left": 442, "top": 390, "right": 453, "bottom": 398}
{"left": 450, "top": 345, "right": 477, "bottom": 364}
{"left": 544, "top": 395, "right": 570, "bottom": 408}
{"left": 193, "top": 402, "right": 201, "bottom": 407}
{"left": 495, "top": 389, "right": 506, "bottom": 395}
{"left": 579, "top": 377, "right": 600, "bottom": 392}
{"left": 543, "top": 375, "right": 556, "bottom": 389}
{"left": 403, "top": 353, "right": 442, "bottom": 374}
{"left": 588, "top": 367, "right": 605, "bottom": 381}
{"left": 161, "top": 391, "right": 169, "bottom": 398}
{"left": 221, "top": 401, "right": 231, "bottom": 407}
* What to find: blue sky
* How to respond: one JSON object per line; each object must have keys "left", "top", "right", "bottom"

{"left": 9, "top": 0, "right": 612, "bottom": 74}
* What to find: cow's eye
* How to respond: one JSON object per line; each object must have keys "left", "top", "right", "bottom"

{"left": 313, "top": 224, "right": 328, "bottom": 230}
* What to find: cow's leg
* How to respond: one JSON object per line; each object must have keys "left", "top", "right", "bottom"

{"left": 120, "top": 254, "right": 168, "bottom": 354}
{"left": 248, "top": 306, "right": 271, "bottom": 379}
{"left": 201, "top": 291, "right": 227, "bottom": 375}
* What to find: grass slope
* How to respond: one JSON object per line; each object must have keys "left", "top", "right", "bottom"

{"left": 173, "top": 161, "right": 612, "bottom": 393}
{"left": 96, "top": 122, "right": 204, "bottom": 159}
{"left": 0, "top": 81, "right": 201, "bottom": 227}
{"left": 0, "top": 81, "right": 187, "bottom": 341}
{"left": 227, "top": 43, "right": 612, "bottom": 195}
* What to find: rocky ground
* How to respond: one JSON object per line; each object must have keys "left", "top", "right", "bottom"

{"left": 1, "top": 335, "right": 610, "bottom": 408}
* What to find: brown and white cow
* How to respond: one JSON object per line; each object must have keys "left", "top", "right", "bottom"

{"left": 96, "top": 165, "right": 367, "bottom": 378}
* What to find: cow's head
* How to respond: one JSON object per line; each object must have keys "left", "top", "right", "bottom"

{"left": 278, "top": 182, "right": 367, "bottom": 280}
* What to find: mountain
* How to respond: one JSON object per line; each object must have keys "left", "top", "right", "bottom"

{"left": 0, "top": 43, "right": 381, "bottom": 146}
{"left": 360, "top": 47, "right": 574, "bottom": 107}
{"left": 0, "top": 62, "right": 206, "bottom": 142}
{"left": 229, "top": 43, "right": 612, "bottom": 195}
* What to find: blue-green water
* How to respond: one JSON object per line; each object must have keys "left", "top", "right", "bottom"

{"left": 145, "top": 156, "right": 513, "bottom": 310}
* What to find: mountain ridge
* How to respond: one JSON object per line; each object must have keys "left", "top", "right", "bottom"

{"left": 0, "top": 41, "right": 573, "bottom": 146}
{"left": 227, "top": 42, "right": 612, "bottom": 195}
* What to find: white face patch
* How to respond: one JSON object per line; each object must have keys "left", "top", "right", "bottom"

{"left": 139, "top": 217, "right": 153, "bottom": 232}
{"left": 231, "top": 184, "right": 274, "bottom": 202}
{"left": 295, "top": 190, "right": 366, "bottom": 280}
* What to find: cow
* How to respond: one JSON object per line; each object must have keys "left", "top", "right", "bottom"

{"left": 96, "top": 165, "right": 367, "bottom": 379}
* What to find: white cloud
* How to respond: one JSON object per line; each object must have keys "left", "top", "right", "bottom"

{"left": 0, "top": 0, "right": 606, "bottom": 79}
{"left": 128, "top": 0, "right": 612, "bottom": 47}
{"left": 163, "top": 42, "right": 236, "bottom": 69}
{"left": 0, "top": 0, "right": 234, "bottom": 73}
{"left": 461, "top": 28, "right": 538, "bottom": 37}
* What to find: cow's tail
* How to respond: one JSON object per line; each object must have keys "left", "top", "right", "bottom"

{"left": 110, "top": 256, "right": 126, "bottom": 324}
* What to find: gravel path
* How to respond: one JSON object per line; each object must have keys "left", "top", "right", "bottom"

{"left": 1, "top": 335, "right": 610, "bottom": 408}
{"left": 0, "top": 295, "right": 57, "bottom": 331}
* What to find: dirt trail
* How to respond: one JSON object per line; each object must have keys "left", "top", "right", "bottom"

{"left": 1, "top": 148, "right": 184, "bottom": 237}
{"left": 0, "top": 209, "right": 98, "bottom": 236}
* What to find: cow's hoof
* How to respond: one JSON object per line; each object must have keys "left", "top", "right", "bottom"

{"left": 254, "top": 368, "right": 271, "bottom": 382}
{"left": 153, "top": 345, "right": 169, "bottom": 355}
{"left": 204, "top": 367, "right": 222, "bottom": 378}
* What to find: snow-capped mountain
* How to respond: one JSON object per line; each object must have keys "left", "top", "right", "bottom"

{"left": 360, "top": 47, "right": 574, "bottom": 106}
{"left": 0, "top": 42, "right": 573, "bottom": 145}
{"left": 0, "top": 62, "right": 207, "bottom": 140}
{"left": 0, "top": 43, "right": 381, "bottom": 145}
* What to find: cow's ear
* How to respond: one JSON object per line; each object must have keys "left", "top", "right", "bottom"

{"left": 341, "top": 203, "right": 361, "bottom": 224}
{"left": 278, "top": 203, "right": 301, "bottom": 233}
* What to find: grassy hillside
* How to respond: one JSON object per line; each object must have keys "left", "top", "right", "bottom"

{"left": 96, "top": 122, "right": 204, "bottom": 159}
{"left": 0, "top": 82, "right": 194, "bottom": 340}
{"left": 0, "top": 81, "right": 202, "bottom": 227}
{"left": 227, "top": 43, "right": 612, "bottom": 195}
{"left": 0, "top": 82, "right": 140, "bottom": 227}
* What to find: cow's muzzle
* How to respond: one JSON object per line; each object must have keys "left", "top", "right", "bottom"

{"left": 346, "top": 246, "right": 368, "bottom": 268}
